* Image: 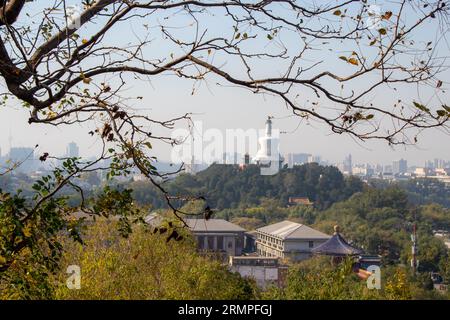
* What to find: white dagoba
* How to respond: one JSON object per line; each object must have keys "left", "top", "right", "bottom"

{"left": 253, "top": 117, "right": 282, "bottom": 167}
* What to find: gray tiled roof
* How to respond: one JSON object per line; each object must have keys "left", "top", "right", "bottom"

{"left": 185, "top": 219, "right": 246, "bottom": 232}
{"left": 311, "top": 233, "right": 363, "bottom": 256}
{"left": 256, "top": 220, "right": 330, "bottom": 240}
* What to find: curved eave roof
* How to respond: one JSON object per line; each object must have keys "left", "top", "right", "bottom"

{"left": 311, "top": 233, "right": 363, "bottom": 256}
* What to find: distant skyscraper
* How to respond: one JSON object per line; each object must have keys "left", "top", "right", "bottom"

{"left": 66, "top": 142, "right": 79, "bottom": 158}
{"left": 366, "top": 164, "right": 374, "bottom": 176}
{"left": 384, "top": 165, "right": 393, "bottom": 174}
{"left": 244, "top": 153, "right": 250, "bottom": 165}
{"left": 375, "top": 164, "right": 383, "bottom": 174}
{"left": 343, "top": 154, "right": 352, "bottom": 175}
{"left": 393, "top": 159, "right": 407, "bottom": 175}
{"left": 434, "top": 158, "right": 445, "bottom": 169}
{"left": 287, "top": 153, "right": 311, "bottom": 167}
{"left": 425, "top": 160, "right": 434, "bottom": 169}
{"left": 233, "top": 152, "right": 241, "bottom": 165}
{"left": 312, "top": 155, "right": 322, "bottom": 164}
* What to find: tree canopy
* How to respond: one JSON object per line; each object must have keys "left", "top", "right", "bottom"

{"left": 127, "top": 163, "right": 365, "bottom": 210}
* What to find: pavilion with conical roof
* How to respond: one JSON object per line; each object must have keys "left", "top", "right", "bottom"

{"left": 311, "top": 225, "right": 363, "bottom": 257}
{"left": 312, "top": 225, "right": 381, "bottom": 280}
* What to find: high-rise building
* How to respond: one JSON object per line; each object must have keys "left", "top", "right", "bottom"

{"left": 287, "top": 153, "right": 311, "bottom": 167}
{"left": 393, "top": 159, "right": 408, "bottom": 175}
{"left": 425, "top": 160, "right": 434, "bottom": 169}
{"left": 66, "top": 142, "right": 79, "bottom": 158}
{"left": 375, "top": 164, "right": 383, "bottom": 174}
{"left": 343, "top": 154, "right": 352, "bottom": 175}
{"left": 312, "top": 155, "right": 322, "bottom": 164}
{"left": 366, "top": 164, "right": 374, "bottom": 176}
{"left": 434, "top": 158, "right": 445, "bottom": 169}
{"left": 233, "top": 152, "right": 241, "bottom": 165}
{"left": 244, "top": 153, "right": 250, "bottom": 165}
{"left": 384, "top": 165, "right": 393, "bottom": 174}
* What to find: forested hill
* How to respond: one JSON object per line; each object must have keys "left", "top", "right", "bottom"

{"left": 130, "top": 163, "right": 365, "bottom": 210}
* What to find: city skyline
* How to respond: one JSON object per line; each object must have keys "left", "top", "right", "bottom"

{"left": 1, "top": 138, "right": 448, "bottom": 171}
{"left": 1, "top": 104, "right": 449, "bottom": 168}
{"left": 1, "top": 0, "right": 449, "bottom": 170}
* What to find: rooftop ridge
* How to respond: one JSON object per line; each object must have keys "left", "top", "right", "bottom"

{"left": 256, "top": 220, "right": 329, "bottom": 240}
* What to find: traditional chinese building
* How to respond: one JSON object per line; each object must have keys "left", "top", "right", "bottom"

{"left": 312, "top": 225, "right": 381, "bottom": 279}
{"left": 311, "top": 225, "right": 363, "bottom": 257}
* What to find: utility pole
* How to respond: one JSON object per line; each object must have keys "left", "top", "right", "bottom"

{"left": 411, "top": 223, "right": 419, "bottom": 274}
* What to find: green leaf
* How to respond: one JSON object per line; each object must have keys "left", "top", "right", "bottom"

{"left": 378, "top": 28, "right": 387, "bottom": 35}
{"left": 413, "top": 101, "right": 430, "bottom": 113}
{"left": 267, "top": 34, "right": 273, "bottom": 40}
{"left": 144, "top": 142, "right": 152, "bottom": 149}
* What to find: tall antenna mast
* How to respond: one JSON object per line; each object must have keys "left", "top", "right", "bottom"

{"left": 186, "top": 123, "right": 196, "bottom": 174}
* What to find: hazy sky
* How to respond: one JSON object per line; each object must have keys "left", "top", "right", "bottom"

{"left": 0, "top": 1, "right": 449, "bottom": 167}
{"left": 0, "top": 82, "right": 448, "bottom": 167}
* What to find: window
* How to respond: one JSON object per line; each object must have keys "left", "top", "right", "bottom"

{"left": 207, "top": 236, "right": 214, "bottom": 250}
{"left": 197, "top": 236, "right": 204, "bottom": 249}
{"left": 217, "top": 236, "right": 224, "bottom": 250}
{"left": 309, "top": 241, "right": 314, "bottom": 248}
